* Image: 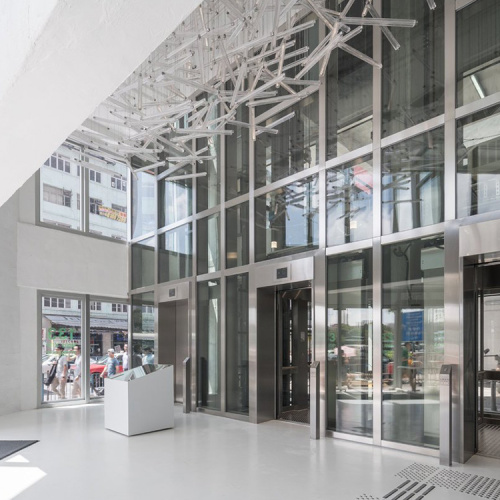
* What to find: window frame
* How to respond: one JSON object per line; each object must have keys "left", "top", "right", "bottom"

{"left": 36, "top": 143, "right": 129, "bottom": 245}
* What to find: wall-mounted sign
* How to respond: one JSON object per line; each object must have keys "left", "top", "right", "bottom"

{"left": 169, "top": 288, "right": 176, "bottom": 298}
{"left": 276, "top": 267, "right": 288, "bottom": 280}
{"left": 402, "top": 311, "right": 424, "bottom": 342}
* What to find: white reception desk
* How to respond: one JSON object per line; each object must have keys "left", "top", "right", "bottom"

{"left": 104, "top": 364, "right": 174, "bottom": 436}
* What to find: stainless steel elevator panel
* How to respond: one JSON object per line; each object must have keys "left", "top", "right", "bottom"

{"left": 158, "top": 299, "right": 189, "bottom": 403}
{"left": 256, "top": 287, "right": 276, "bottom": 423}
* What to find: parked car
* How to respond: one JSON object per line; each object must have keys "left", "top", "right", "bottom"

{"left": 42, "top": 354, "right": 57, "bottom": 383}
{"left": 89, "top": 353, "right": 124, "bottom": 393}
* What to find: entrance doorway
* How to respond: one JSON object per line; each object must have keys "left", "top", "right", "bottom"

{"left": 158, "top": 299, "right": 189, "bottom": 403}
{"left": 276, "top": 287, "right": 312, "bottom": 424}
{"left": 465, "top": 262, "right": 500, "bottom": 459}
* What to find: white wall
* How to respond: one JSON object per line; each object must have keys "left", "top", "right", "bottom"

{"left": 0, "top": 173, "right": 129, "bottom": 415}
{"left": 0, "top": 0, "right": 203, "bottom": 209}
{"left": 0, "top": 192, "right": 21, "bottom": 415}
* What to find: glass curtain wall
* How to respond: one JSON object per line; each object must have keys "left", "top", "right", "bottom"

{"left": 131, "top": 237, "right": 155, "bottom": 289}
{"left": 197, "top": 214, "right": 220, "bottom": 274}
{"left": 159, "top": 224, "right": 193, "bottom": 283}
{"left": 226, "top": 81, "right": 249, "bottom": 201}
{"left": 255, "top": 176, "right": 319, "bottom": 260}
{"left": 159, "top": 174, "right": 192, "bottom": 227}
{"left": 327, "top": 155, "right": 373, "bottom": 246}
{"left": 457, "top": 105, "right": 500, "bottom": 218}
{"left": 254, "top": 19, "right": 319, "bottom": 188}
{"left": 132, "top": 170, "right": 156, "bottom": 239}
{"left": 197, "top": 280, "right": 221, "bottom": 410}
{"left": 131, "top": 292, "right": 156, "bottom": 368}
{"left": 226, "top": 203, "right": 249, "bottom": 269}
{"left": 457, "top": 0, "right": 500, "bottom": 107}
{"left": 382, "top": 235, "right": 444, "bottom": 449}
{"left": 327, "top": 250, "right": 373, "bottom": 437}
{"left": 326, "top": 0, "right": 373, "bottom": 159}
{"left": 122, "top": 0, "right": 500, "bottom": 451}
{"left": 381, "top": 1, "right": 444, "bottom": 137}
{"left": 197, "top": 95, "right": 220, "bottom": 212}
{"left": 382, "top": 128, "right": 445, "bottom": 234}
{"left": 226, "top": 274, "right": 249, "bottom": 415}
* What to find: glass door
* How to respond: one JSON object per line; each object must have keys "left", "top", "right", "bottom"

{"left": 41, "top": 295, "right": 82, "bottom": 403}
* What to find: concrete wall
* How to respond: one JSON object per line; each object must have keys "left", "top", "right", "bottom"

{"left": 0, "top": 175, "right": 128, "bottom": 415}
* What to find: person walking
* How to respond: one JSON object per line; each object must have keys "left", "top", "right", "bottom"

{"left": 101, "top": 348, "right": 119, "bottom": 379}
{"left": 50, "top": 344, "right": 68, "bottom": 399}
{"left": 71, "top": 344, "right": 82, "bottom": 398}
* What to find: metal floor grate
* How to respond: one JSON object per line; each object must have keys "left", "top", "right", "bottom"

{"left": 278, "top": 408, "right": 310, "bottom": 424}
{"left": 478, "top": 425, "right": 500, "bottom": 459}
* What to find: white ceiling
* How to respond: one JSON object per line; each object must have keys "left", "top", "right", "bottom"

{"left": 0, "top": 0, "right": 202, "bottom": 208}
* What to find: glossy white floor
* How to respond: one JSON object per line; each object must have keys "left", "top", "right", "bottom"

{"left": 0, "top": 404, "right": 499, "bottom": 500}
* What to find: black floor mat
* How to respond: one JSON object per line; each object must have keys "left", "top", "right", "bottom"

{"left": 0, "top": 440, "right": 38, "bottom": 461}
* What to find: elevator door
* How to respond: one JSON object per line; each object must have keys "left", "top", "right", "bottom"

{"left": 277, "top": 288, "right": 312, "bottom": 423}
{"left": 158, "top": 300, "right": 189, "bottom": 403}
{"left": 477, "top": 290, "right": 500, "bottom": 457}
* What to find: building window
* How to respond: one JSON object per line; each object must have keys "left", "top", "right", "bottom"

{"left": 44, "top": 153, "right": 71, "bottom": 173}
{"left": 43, "top": 297, "right": 72, "bottom": 309}
{"left": 111, "top": 204, "right": 126, "bottom": 214}
{"left": 112, "top": 303, "right": 128, "bottom": 313}
{"left": 43, "top": 184, "right": 71, "bottom": 208}
{"left": 90, "top": 301, "right": 102, "bottom": 311}
{"left": 111, "top": 176, "right": 127, "bottom": 191}
{"left": 90, "top": 198, "right": 102, "bottom": 215}
{"left": 89, "top": 169, "right": 101, "bottom": 183}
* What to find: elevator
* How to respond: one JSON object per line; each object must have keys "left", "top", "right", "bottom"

{"left": 464, "top": 260, "right": 500, "bottom": 459}
{"left": 277, "top": 287, "right": 312, "bottom": 423}
{"left": 158, "top": 299, "right": 189, "bottom": 403}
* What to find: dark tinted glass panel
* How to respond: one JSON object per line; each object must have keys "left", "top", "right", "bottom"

{"left": 382, "top": 1, "right": 444, "bottom": 137}
{"left": 382, "top": 128, "right": 444, "bottom": 234}
{"left": 197, "top": 214, "right": 220, "bottom": 274}
{"left": 226, "top": 274, "right": 249, "bottom": 415}
{"left": 159, "top": 224, "right": 192, "bottom": 283}
{"left": 326, "top": 0, "right": 373, "bottom": 159}
{"left": 197, "top": 280, "right": 221, "bottom": 410}
{"left": 255, "top": 95, "right": 319, "bottom": 188}
{"left": 159, "top": 171, "right": 192, "bottom": 227}
{"left": 254, "top": 20, "right": 319, "bottom": 188}
{"left": 132, "top": 171, "right": 156, "bottom": 238}
{"left": 197, "top": 96, "right": 220, "bottom": 212}
{"left": 255, "top": 176, "right": 319, "bottom": 261}
{"left": 382, "top": 235, "right": 444, "bottom": 449}
{"left": 226, "top": 202, "right": 249, "bottom": 269}
{"left": 131, "top": 292, "right": 156, "bottom": 368}
{"left": 457, "top": 105, "right": 500, "bottom": 218}
{"left": 131, "top": 237, "right": 155, "bottom": 289}
{"left": 226, "top": 81, "right": 249, "bottom": 201}
{"left": 327, "top": 249, "right": 373, "bottom": 437}
{"left": 457, "top": 0, "right": 500, "bottom": 107}
{"left": 327, "top": 155, "right": 373, "bottom": 246}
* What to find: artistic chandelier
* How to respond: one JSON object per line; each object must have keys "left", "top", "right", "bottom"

{"left": 69, "top": 0, "right": 436, "bottom": 179}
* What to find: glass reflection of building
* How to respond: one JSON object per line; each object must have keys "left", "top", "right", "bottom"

{"left": 120, "top": 0, "right": 500, "bottom": 457}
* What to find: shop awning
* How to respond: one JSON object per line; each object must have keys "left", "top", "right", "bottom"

{"left": 44, "top": 314, "right": 128, "bottom": 331}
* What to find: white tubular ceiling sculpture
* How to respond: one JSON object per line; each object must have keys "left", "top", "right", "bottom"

{"left": 70, "top": 0, "right": 433, "bottom": 178}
